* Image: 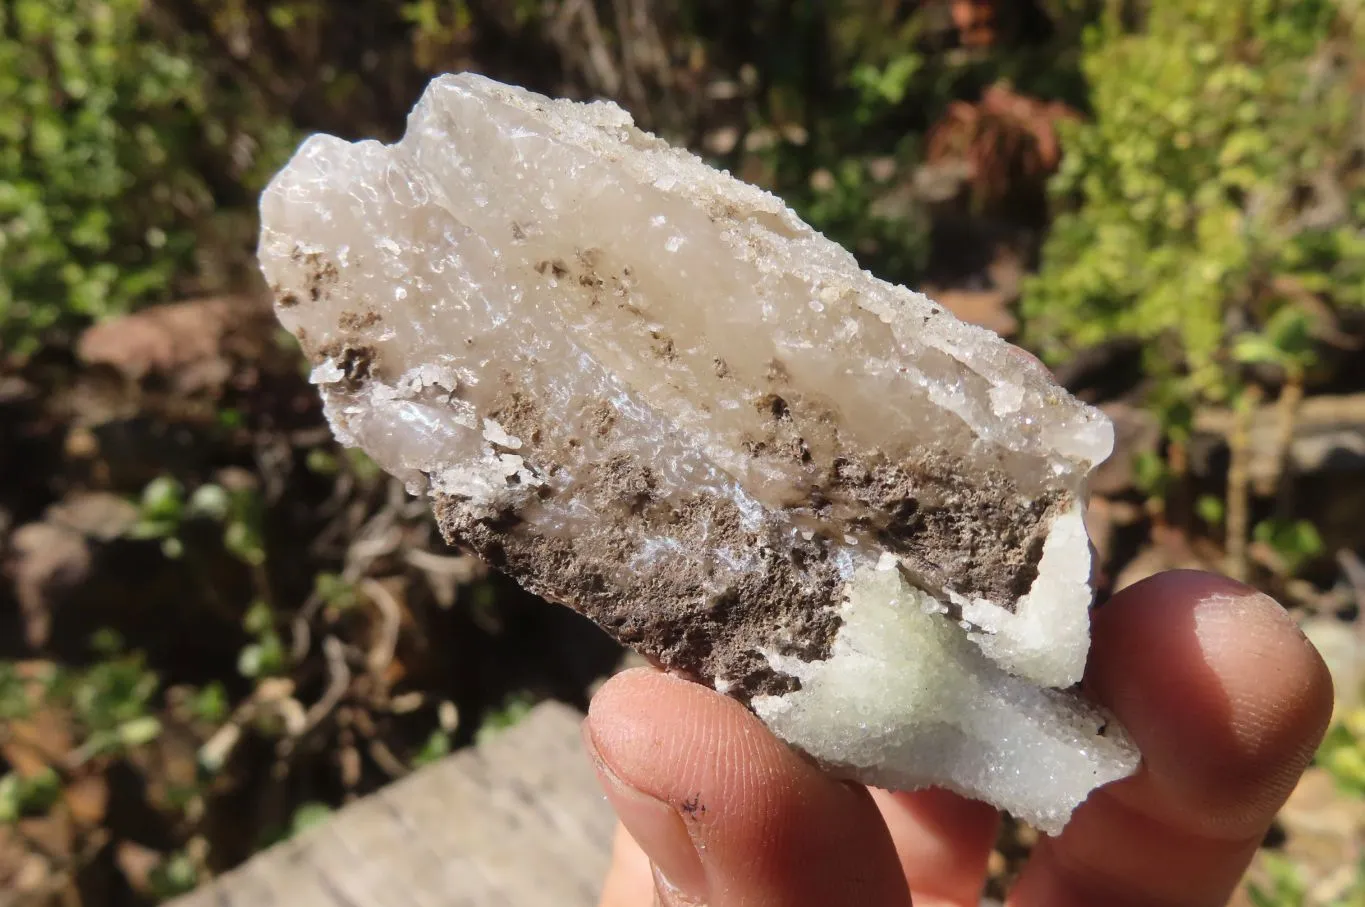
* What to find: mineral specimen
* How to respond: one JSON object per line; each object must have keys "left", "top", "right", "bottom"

{"left": 259, "top": 73, "right": 1140, "bottom": 833}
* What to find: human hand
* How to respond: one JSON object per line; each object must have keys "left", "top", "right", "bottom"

{"left": 586, "top": 570, "right": 1333, "bottom": 906}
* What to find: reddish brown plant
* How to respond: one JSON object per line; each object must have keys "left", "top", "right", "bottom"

{"left": 950, "top": 0, "right": 1001, "bottom": 47}
{"left": 925, "top": 83, "right": 1080, "bottom": 212}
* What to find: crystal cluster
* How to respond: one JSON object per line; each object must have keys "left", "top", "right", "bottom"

{"left": 258, "top": 73, "right": 1139, "bottom": 833}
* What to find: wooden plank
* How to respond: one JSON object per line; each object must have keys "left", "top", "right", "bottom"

{"left": 171, "top": 702, "right": 614, "bottom": 907}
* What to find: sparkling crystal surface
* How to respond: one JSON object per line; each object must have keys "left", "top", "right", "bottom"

{"left": 259, "top": 73, "right": 1139, "bottom": 832}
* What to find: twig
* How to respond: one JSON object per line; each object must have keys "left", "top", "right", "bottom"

{"left": 338, "top": 730, "right": 362, "bottom": 790}
{"left": 403, "top": 548, "right": 483, "bottom": 579}
{"left": 291, "top": 483, "right": 406, "bottom": 663}
{"left": 199, "top": 678, "right": 302, "bottom": 771}
{"left": 405, "top": 548, "right": 484, "bottom": 609}
{"left": 553, "top": 0, "right": 621, "bottom": 96}
{"left": 1194, "top": 391, "right": 1365, "bottom": 436}
{"left": 367, "top": 739, "right": 409, "bottom": 779}
{"left": 1264, "top": 372, "right": 1305, "bottom": 515}
{"left": 299, "top": 636, "right": 350, "bottom": 738}
{"left": 1338, "top": 549, "right": 1365, "bottom": 611}
{"left": 1225, "top": 385, "right": 1263, "bottom": 582}
{"left": 360, "top": 578, "right": 402, "bottom": 677}
{"left": 612, "top": 0, "right": 647, "bottom": 109}
{"left": 288, "top": 596, "right": 321, "bottom": 666}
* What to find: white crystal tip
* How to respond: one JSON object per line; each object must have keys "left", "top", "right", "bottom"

{"left": 257, "top": 72, "right": 1131, "bottom": 833}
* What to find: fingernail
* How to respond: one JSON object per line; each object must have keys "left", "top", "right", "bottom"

{"left": 582, "top": 721, "right": 708, "bottom": 902}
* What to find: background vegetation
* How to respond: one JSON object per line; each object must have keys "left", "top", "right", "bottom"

{"left": 2, "top": 1, "right": 1364, "bottom": 904}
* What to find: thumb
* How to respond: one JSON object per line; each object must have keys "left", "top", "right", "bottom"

{"left": 585, "top": 668, "right": 912, "bottom": 907}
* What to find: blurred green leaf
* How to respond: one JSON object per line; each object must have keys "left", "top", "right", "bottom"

{"left": 139, "top": 477, "right": 185, "bottom": 522}
{"left": 306, "top": 448, "right": 340, "bottom": 476}
{"left": 149, "top": 849, "right": 200, "bottom": 899}
{"left": 0, "top": 0, "right": 298, "bottom": 351}
{"left": 1024, "top": 0, "right": 1358, "bottom": 409}
{"left": 89, "top": 628, "right": 124, "bottom": 656}
{"left": 190, "top": 682, "right": 230, "bottom": 724}
{"left": 344, "top": 449, "right": 382, "bottom": 484}
{"left": 1195, "top": 495, "right": 1225, "bottom": 527}
{"left": 243, "top": 600, "right": 274, "bottom": 637}
{"left": 187, "top": 484, "right": 231, "bottom": 521}
{"left": 0, "top": 767, "right": 61, "bottom": 824}
{"left": 237, "top": 636, "right": 284, "bottom": 679}
{"left": 1247, "top": 852, "right": 1307, "bottom": 907}
{"left": 72, "top": 651, "right": 159, "bottom": 732}
{"left": 117, "top": 715, "right": 162, "bottom": 748}
{"left": 1132, "top": 450, "right": 1170, "bottom": 498}
{"left": 289, "top": 802, "right": 333, "bottom": 837}
{"left": 314, "top": 572, "right": 357, "bottom": 610}
{"left": 1253, "top": 518, "right": 1324, "bottom": 575}
{"left": 0, "top": 774, "right": 22, "bottom": 824}
{"left": 850, "top": 53, "right": 922, "bottom": 112}
{"left": 476, "top": 692, "right": 535, "bottom": 745}
{"left": 225, "top": 520, "right": 266, "bottom": 566}
{"left": 412, "top": 729, "right": 451, "bottom": 768}
{"left": 0, "top": 665, "right": 32, "bottom": 722}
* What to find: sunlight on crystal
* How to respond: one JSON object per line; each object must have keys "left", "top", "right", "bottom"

{"left": 258, "top": 73, "right": 1137, "bottom": 832}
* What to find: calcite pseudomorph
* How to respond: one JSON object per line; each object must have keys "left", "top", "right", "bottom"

{"left": 259, "top": 73, "right": 1139, "bottom": 833}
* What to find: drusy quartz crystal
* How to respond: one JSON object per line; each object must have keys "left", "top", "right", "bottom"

{"left": 259, "top": 73, "right": 1139, "bottom": 833}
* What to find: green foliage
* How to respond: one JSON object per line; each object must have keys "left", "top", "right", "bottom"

{"left": 1254, "top": 518, "right": 1324, "bottom": 576}
{"left": 1, "top": 0, "right": 199, "bottom": 349}
{"left": 1247, "top": 852, "right": 1311, "bottom": 907}
{"left": 1024, "top": 0, "right": 1365, "bottom": 412}
{"left": 314, "top": 572, "right": 359, "bottom": 611}
{"left": 63, "top": 644, "right": 164, "bottom": 762}
{"left": 0, "top": 0, "right": 296, "bottom": 353}
{"left": 475, "top": 691, "right": 535, "bottom": 744}
{"left": 849, "top": 52, "right": 923, "bottom": 120}
{"left": 344, "top": 448, "right": 383, "bottom": 485}
{"left": 798, "top": 157, "right": 930, "bottom": 283}
{"left": 220, "top": 488, "right": 267, "bottom": 567}
{"left": 0, "top": 640, "right": 165, "bottom": 794}
{"left": 128, "top": 476, "right": 268, "bottom": 565}
{"left": 288, "top": 801, "right": 334, "bottom": 837}
{"left": 68, "top": 645, "right": 157, "bottom": 728}
{"left": 305, "top": 447, "right": 340, "bottom": 476}
{"left": 129, "top": 476, "right": 188, "bottom": 557}
{"left": 1233, "top": 307, "right": 1317, "bottom": 377}
{"left": 1246, "top": 830, "right": 1365, "bottom": 906}
{"left": 412, "top": 728, "right": 452, "bottom": 768}
{"left": 237, "top": 600, "right": 286, "bottom": 679}
{"left": 187, "top": 682, "right": 230, "bottom": 725}
{"left": 1132, "top": 449, "right": 1172, "bottom": 499}
{"left": 1195, "top": 494, "right": 1226, "bottom": 527}
{"left": 1319, "top": 705, "right": 1365, "bottom": 798}
{"left": 1271, "top": 695, "right": 1365, "bottom": 906}
{"left": 147, "top": 849, "right": 201, "bottom": 900}
{"left": 0, "top": 768, "right": 61, "bottom": 822}
{"left": 0, "top": 662, "right": 33, "bottom": 721}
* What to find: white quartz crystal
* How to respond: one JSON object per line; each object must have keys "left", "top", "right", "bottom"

{"left": 755, "top": 563, "right": 1134, "bottom": 835}
{"left": 258, "top": 73, "right": 1139, "bottom": 832}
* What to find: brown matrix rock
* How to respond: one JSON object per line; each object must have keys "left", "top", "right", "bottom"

{"left": 259, "top": 73, "right": 1138, "bottom": 833}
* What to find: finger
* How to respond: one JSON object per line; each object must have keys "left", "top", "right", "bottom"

{"left": 1010, "top": 570, "right": 1334, "bottom": 907}
{"left": 599, "top": 823, "right": 655, "bottom": 907}
{"left": 870, "top": 788, "right": 999, "bottom": 907}
{"left": 597, "top": 791, "right": 994, "bottom": 907}
{"left": 585, "top": 666, "right": 913, "bottom": 907}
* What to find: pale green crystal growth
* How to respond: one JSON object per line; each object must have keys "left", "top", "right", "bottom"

{"left": 258, "top": 73, "right": 1139, "bottom": 833}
